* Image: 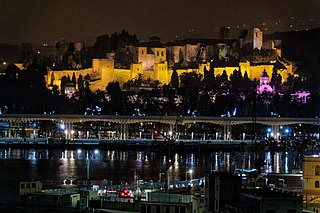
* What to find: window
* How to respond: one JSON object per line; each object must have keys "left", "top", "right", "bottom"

{"left": 20, "top": 183, "right": 25, "bottom": 189}
{"left": 32, "top": 183, "right": 36, "bottom": 188}
{"left": 157, "top": 51, "right": 159, "bottom": 56}
{"left": 316, "top": 181, "right": 319, "bottom": 188}
{"left": 161, "top": 51, "right": 164, "bottom": 56}
{"left": 316, "top": 165, "right": 320, "bottom": 175}
{"left": 142, "top": 50, "right": 144, "bottom": 55}
{"left": 26, "top": 183, "right": 30, "bottom": 189}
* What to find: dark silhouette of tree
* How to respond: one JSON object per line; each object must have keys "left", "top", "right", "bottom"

{"left": 94, "top": 34, "right": 110, "bottom": 58}
{"left": 63, "top": 43, "right": 77, "bottom": 69}
{"left": 5, "top": 64, "right": 19, "bottom": 80}
{"left": 106, "top": 81, "right": 123, "bottom": 114}
{"left": 239, "top": 29, "right": 248, "bottom": 39}
{"left": 216, "top": 70, "right": 228, "bottom": 85}
{"left": 180, "top": 71, "right": 202, "bottom": 88}
{"left": 179, "top": 48, "right": 184, "bottom": 62}
{"left": 179, "top": 72, "right": 202, "bottom": 115}
{"left": 230, "top": 69, "right": 243, "bottom": 89}
{"left": 94, "top": 30, "right": 138, "bottom": 58}
{"left": 270, "top": 68, "right": 282, "bottom": 90}
{"left": 219, "top": 26, "right": 230, "bottom": 39}
{"left": 71, "top": 73, "right": 76, "bottom": 86}
{"left": 170, "top": 69, "right": 179, "bottom": 88}
{"left": 60, "top": 76, "right": 68, "bottom": 95}
{"left": 203, "top": 66, "right": 215, "bottom": 89}
{"left": 78, "top": 74, "right": 84, "bottom": 92}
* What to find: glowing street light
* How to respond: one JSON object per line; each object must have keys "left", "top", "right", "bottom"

{"left": 186, "top": 169, "right": 193, "bottom": 185}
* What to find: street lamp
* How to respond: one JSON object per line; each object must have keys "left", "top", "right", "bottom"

{"left": 159, "top": 167, "right": 165, "bottom": 183}
{"left": 71, "top": 130, "right": 75, "bottom": 140}
{"left": 267, "top": 127, "right": 272, "bottom": 138}
{"left": 186, "top": 169, "right": 193, "bottom": 185}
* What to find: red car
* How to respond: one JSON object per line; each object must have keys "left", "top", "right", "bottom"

{"left": 119, "top": 189, "right": 132, "bottom": 198}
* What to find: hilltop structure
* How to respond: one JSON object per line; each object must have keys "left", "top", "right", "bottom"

{"left": 257, "top": 70, "right": 275, "bottom": 94}
{"left": 44, "top": 28, "right": 294, "bottom": 93}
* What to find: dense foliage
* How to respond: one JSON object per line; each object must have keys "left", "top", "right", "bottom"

{"left": 0, "top": 61, "right": 319, "bottom": 117}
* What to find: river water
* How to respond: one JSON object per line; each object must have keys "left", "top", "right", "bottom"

{"left": 0, "top": 148, "right": 307, "bottom": 188}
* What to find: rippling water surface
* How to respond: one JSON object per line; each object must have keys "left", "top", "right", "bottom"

{"left": 0, "top": 147, "right": 307, "bottom": 187}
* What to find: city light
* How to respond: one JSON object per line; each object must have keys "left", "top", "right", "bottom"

{"left": 59, "top": 123, "right": 65, "bottom": 130}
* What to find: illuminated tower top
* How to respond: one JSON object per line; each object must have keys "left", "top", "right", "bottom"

{"left": 253, "top": 28, "right": 263, "bottom": 50}
{"left": 257, "top": 70, "right": 274, "bottom": 94}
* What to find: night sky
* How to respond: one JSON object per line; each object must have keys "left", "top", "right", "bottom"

{"left": 0, "top": 0, "right": 319, "bottom": 45}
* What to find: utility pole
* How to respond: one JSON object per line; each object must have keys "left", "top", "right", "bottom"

{"left": 251, "top": 83, "right": 257, "bottom": 161}
{"left": 86, "top": 152, "right": 92, "bottom": 189}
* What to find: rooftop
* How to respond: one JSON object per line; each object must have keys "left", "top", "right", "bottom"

{"left": 241, "top": 188, "right": 302, "bottom": 199}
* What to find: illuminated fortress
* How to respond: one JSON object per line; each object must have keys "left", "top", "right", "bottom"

{"left": 46, "top": 28, "right": 294, "bottom": 92}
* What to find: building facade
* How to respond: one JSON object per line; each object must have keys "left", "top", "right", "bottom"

{"left": 44, "top": 28, "right": 294, "bottom": 92}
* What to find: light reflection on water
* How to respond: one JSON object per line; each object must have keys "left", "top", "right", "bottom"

{"left": 0, "top": 148, "right": 305, "bottom": 186}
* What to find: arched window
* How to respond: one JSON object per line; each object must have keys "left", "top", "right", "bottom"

{"left": 316, "top": 165, "right": 320, "bottom": 175}
{"left": 315, "top": 181, "right": 319, "bottom": 188}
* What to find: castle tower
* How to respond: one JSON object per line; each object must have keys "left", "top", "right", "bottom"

{"left": 92, "top": 59, "right": 115, "bottom": 88}
{"left": 253, "top": 28, "right": 263, "bottom": 50}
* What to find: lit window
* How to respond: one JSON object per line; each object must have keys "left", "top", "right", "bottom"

{"left": 316, "top": 165, "right": 320, "bottom": 175}
{"left": 315, "top": 181, "right": 319, "bottom": 188}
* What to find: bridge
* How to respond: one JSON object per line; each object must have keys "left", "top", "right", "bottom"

{"left": 0, "top": 114, "right": 319, "bottom": 125}
{"left": 0, "top": 114, "right": 318, "bottom": 141}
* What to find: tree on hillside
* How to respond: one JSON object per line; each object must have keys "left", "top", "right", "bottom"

{"left": 203, "top": 66, "right": 215, "bottom": 89}
{"left": 72, "top": 72, "right": 76, "bottom": 86}
{"left": 219, "top": 26, "right": 230, "bottom": 39}
{"left": 170, "top": 69, "right": 179, "bottom": 88}
{"left": 180, "top": 71, "right": 202, "bottom": 88}
{"left": 106, "top": 81, "right": 123, "bottom": 114}
{"left": 5, "top": 64, "right": 20, "bottom": 80}
{"left": 78, "top": 74, "right": 84, "bottom": 92}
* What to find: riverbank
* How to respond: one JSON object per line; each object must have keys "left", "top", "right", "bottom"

{"left": 0, "top": 138, "right": 250, "bottom": 152}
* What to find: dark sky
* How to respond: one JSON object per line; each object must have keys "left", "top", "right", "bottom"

{"left": 0, "top": 0, "right": 319, "bottom": 45}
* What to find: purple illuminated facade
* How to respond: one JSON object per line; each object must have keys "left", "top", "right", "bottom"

{"left": 291, "top": 90, "right": 310, "bottom": 103}
{"left": 257, "top": 70, "right": 274, "bottom": 94}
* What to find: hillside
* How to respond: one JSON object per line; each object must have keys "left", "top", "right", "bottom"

{"left": 265, "top": 28, "right": 320, "bottom": 81}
